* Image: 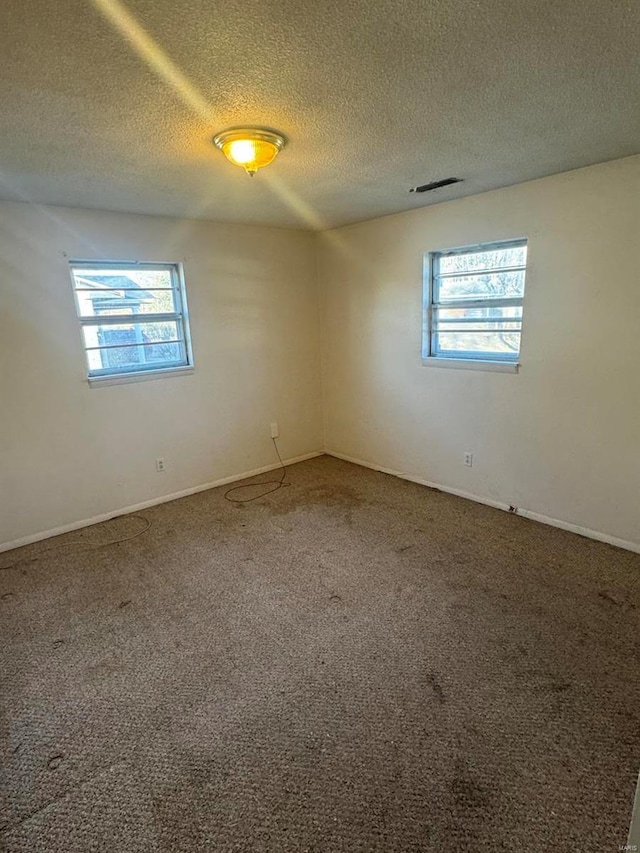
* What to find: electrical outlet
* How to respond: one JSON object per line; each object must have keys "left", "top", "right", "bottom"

{"left": 155, "top": 458, "right": 165, "bottom": 473}
{"left": 270, "top": 422, "right": 279, "bottom": 439}
{"left": 463, "top": 452, "right": 473, "bottom": 467}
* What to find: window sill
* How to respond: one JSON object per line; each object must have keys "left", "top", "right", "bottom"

{"left": 421, "top": 357, "right": 519, "bottom": 374}
{"left": 88, "top": 365, "right": 195, "bottom": 387}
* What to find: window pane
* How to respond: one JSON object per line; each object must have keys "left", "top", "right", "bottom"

{"left": 433, "top": 304, "right": 523, "bottom": 331}
{"left": 438, "top": 244, "right": 526, "bottom": 275}
{"left": 82, "top": 320, "right": 181, "bottom": 348}
{"left": 433, "top": 331, "right": 521, "bottom": 359}
{"left": 425, "top": 240, "right": 527, "bottom": 364}
{"left": 76, "top": 287, "right": 177, "bottom": 318}
{"left": 72, "top": 268, "right": 174, "bottom": 289}
{"left": 435, "top": 270, "right": 525, "bottom": 302}
{"left": 86, "top": 341, "right": 185, "bottom": 373}
{"left": 82, "top": 321, "right": 185, "bottom": 374}
{"left": 70, "top": 262, "right": 192, "bottom": 380}
{"left": 72, "top": 267, "right": 178, "bottom": 318}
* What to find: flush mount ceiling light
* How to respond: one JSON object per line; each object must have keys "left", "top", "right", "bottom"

{"left": 212, "top": 127, "right": 286, "bottom": 177}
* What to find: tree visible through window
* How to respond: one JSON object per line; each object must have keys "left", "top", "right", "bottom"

{"left": 69, "top": 262, "right": 193, "bottom": 379}
{"left": 423, "top": 240, "right": 528, "bottom": 364}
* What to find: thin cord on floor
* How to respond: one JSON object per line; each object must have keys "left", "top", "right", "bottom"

{"left": 1, "top": 439, "right": 289, "bottom": 569}
{"left": 0, "top": 515, "right": 152, "bottom": 572}
{"left": 224, "top": 437, "right": 290, "bottom": 503}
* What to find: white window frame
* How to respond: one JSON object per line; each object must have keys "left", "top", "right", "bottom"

{"left": 422, "top": 238, "right": 527, "bottom": 373}
{"left": 69, "top": 260, "right": 194, "bottom": 385}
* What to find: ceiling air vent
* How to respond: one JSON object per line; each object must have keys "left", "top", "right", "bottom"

{"left": 409, "top": 177, "right": 462, "bottom": 193}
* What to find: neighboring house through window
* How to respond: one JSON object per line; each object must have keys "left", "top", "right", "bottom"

{"left": 69, "top": 261, "right": 193, "bottom": 381}
{"left": 423, "top": 239, "right": 528, "bottom": 371}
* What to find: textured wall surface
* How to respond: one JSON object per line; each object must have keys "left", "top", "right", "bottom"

{"left": 1, "top": 0, "right": 639, "bottom": 228}
{"left": 318, "top": 156, "right": 640, "bottom": 549}
{"left": 0, "top": 202, "right": 322, "bottom": 546}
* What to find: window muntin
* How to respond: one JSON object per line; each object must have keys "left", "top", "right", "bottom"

{"left": 424, "top": 240, "right": 527, "bottom": 364}
{"left": 70, "top": 262, "right": 193, "bottom": 379}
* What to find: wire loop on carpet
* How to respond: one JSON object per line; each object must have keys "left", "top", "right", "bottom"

{"left": 0, "top": 515, "right": 152, "bottom": 572}
{"left": 224, "top": 438, "right": 290, "bottom": 503}
{"left": 2, "top": 438, "right": 290, "bottom": 569}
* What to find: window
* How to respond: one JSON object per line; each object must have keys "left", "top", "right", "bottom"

{"left": 69, "top": 261, "right": 193, "bottom": 381}
{"left": 423, "top": 239, "right": 527, "bottom": 370}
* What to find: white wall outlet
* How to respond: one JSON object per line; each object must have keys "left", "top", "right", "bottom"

{"left": 463, "top": 452, "right": 473, "bottom": 467}
{"left": 155, "top": 458, "right": 165, "bottom": 472}
{"left": 270, "top": 422, "right": 279, "bottom": 439}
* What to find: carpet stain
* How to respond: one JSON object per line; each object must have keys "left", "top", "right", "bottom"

{"left": 598, "top": 589, "right": 636, "bottom": 610}
{"left": 269, "top": 484, "right": 366, "bottom": 524}
{"left": 548, "top": 681, "right": 572, "bottom": 693}
{"left": 450, "top": 758, "right": 493, "bottom": 813}
{"left": 425, "top": 671, "right": 446, "bottom": 704}
{"left": 47, "top": 754, "right": 64, "bottom": 771}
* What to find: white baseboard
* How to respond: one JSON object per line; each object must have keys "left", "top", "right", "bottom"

{"left": 325, "top": 449, "right": 640, "bottom": 555}
{"left": 5, "top": 448, "right": 638, "bottom": 556}
{"left": 0, "top": 451, "right": 324, "bottom": 553}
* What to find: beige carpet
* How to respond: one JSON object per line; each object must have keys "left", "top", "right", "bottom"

{"left": 1, "top": 455, "right": 638, "bottom": 852}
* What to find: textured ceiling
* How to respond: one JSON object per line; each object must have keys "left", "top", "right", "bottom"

{"left": 1, "top": 0, "right": 639, "bottom": 230}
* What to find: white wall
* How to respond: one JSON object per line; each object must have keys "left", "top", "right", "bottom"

{"left": 0, "top": 202, "right": 322, "bottom": 548}
{"left": 318, "top": 156, "right": 640, "bottom": 550}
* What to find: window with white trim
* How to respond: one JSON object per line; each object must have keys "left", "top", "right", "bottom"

{"left": 70, "top": 261, "right": 193, "bottom": 380}
{"left": 423, "top": 239, "right": 528, "bottom": 367}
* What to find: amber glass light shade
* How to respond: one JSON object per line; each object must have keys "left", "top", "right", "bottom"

{"left": 213, "top": 128, "right": 286, "bottom": 176}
